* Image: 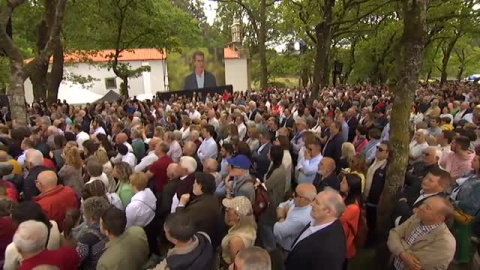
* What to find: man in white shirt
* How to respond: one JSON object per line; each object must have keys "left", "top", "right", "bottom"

{"left": 296, "top": 139, "right": 323, "bottom": 184}
{"left": 274, "top": 183, "right": 316, "bottom": 252}
{"left": 207, "top": 109, "right": 220, "bottom": 131}
{"left": 134, "top": 137, "right": 160, "bottom": 172}
{"left": 198, "top": 125, "right": 218, "bottom": 164}
{"left": 73, "top": 124, "right": 90, "bottom": 151}
{"left": 164, "top": 131, "right": 182, "bottom": 163}
{"left": 409, "top": 129, "right": 429, "bottom": 164}
{"left": 188, "top": 105, "right": 201, "bottom": 120}
{"left": 235, "top": 114, "right": 247, "bottom": 141}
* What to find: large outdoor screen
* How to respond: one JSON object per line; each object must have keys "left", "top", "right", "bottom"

{"left": 167, "top": 48, "right": 225, "bottom": 91}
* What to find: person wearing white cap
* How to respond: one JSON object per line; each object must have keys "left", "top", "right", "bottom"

{"left": 221, "top": 196, "right": 257, "bottom": 267}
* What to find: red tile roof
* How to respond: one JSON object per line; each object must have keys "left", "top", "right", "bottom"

{"left": 224, "top": 48, "right": 240, "bottom": 59}
{"left": 26, "top": 48, "right": 166, "bottom": 63}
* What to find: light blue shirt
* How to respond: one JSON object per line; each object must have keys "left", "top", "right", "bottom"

{"left": 274, "top": 200, "right": 312, "bottom": 251}
{"left": 293, "top": 220, "right": 335, "bottom": 248}
{"left": 196, "top": 71, "right": 205, "bottom": 88}
{"left": 297, "top": 154, "right": 323, "bottom": 184}
{"left": 198, "top": 137, "right": 218, "bottom": 163}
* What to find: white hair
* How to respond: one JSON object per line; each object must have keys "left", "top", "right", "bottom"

{"left": 179, "top": 156, "right": 197, "bottom": 174}
{"left": 13, "top": 220, "right": 48, "bottom": 254}
{"left": 26, "top": 149, "right": 44, "bottom": 167}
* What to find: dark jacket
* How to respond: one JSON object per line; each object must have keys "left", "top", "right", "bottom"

{"left": 366, "top": 162, "right": 388, "bottom": 206}
{"left": 346, "top": 116, "right": 358, "bottom": 142}
{"left": 405, "top": 162, "right": 440, "bottom": 187}
{"left": 392, "top": 185, "right": 446, "bottom": 225}
{"left": 24, "top": 165, "right": 52, "bottom": 201}
{"left": 251, "top": 142, "right": 272, "bottom": 179}
{"left": 285, "top": 220, "right": 346, "bottom": 270}
{"left": 322, "top": 134, "right": 344, "bottom": 164}
{"left": 183, "top": 71, "right": 217, "bottom": 90}
{"left": 176, "top": 194, "right": 220, "bottom": 247}
{"left": 157, "top": 178, "right": 181, "bottom": 221}
{"left": 280, "top": 115, "right": 295, "bottom": 129}
{"left": 247, "top": 109, "right": 259, "bottom": 121}
{"left": 166, "top": 232, "right": 214, "bottom": 270}
{"left": 260, "top": 165, "right": 286, "bottom": 226}
{"left": 313, "top": 173, "right": 340, "bottom": 193}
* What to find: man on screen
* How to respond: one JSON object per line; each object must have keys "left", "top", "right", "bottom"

{"left": 183, "top": 51, "right": 217, "bottom": 90}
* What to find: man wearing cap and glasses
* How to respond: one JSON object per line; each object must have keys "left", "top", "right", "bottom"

{"left": 225, "top": 154, "right": 256, "bottom": 204}
{"left": 273, "top": 183, "right": 317, "bottom": 256}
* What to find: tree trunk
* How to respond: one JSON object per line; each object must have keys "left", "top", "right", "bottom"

{"left": 375, "top": 0, "right": 427, "bottom": 267}
{"left": 9, "top": 59, "right": 27, "bottom": 125}
{"left": 310, "top": 0, "right": 335, "bottom": 101}
{"left": 440, "top": 34, "right": 461, "bottom": 86}
{"left": 258, "top": 0, "right": 268, "bottom": 90}
{"left": 120, "top": 77, "right": 129, "bottom": 96}
{"left": 30, "top": 20, "right": 49, "bottom": 101}
{"left": 48, "top": 41, "right": 64, "bottom": 104}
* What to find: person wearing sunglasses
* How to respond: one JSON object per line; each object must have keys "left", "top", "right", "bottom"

{"left": 405, "top": 146, "right": 441, "bottom": 188}
{"left": 273, "top": 183, "right": 316, "bottom": 256}
{"left": 364, "top": 141, "right": 390, "bottom": 244}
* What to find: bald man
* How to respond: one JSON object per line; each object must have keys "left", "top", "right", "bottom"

{"left": 134, "top": 137, "right": 160, "bottom": 172}
{"left": 388, "top": 196, "right": 455, "bottom": 270}
{"left": 313, "top": 157, "right": 340, "bottom": 192}
{"left": 274, "top": 183, "right": 317, "bottom": 252}
{"left": 285, "top": 188, "right": 346, "bottom": 269}
{"left": 34, "top": 171, "right": 79, "bottom": 231}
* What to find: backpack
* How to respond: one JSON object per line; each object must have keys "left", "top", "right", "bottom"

{"left": 247, "top": 178, "right": 269, "bottom": 219}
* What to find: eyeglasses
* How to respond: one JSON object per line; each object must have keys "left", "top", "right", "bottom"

{"left": 376, "top": 146, "right": 387, "bottom": 152}
{"left": 294, "top": 192, "right": 311, "bottom": 201}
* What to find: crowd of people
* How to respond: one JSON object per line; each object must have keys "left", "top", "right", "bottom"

{"left": 0, "top": 81, "right": 478, "bottom": 270}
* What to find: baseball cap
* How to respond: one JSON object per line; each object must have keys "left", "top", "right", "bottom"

{"left": 222, "top": 196, "right": 253, "bottom": 216}
{"left": 227, "top": 154, "right": 250, "bottom": 170}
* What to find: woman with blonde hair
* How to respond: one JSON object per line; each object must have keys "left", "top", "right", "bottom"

{"left": 113, "top": 162, "right": 134, "bottom": 209}
{"left": 338, "top": 142, "right": 356, "bottom": 172}
{"left": 343, "top": 154, "right": 367, "bottom": 193}
{"left": 246, "top": 126, "right": 260, "bottom": 152}
{"left": 58, "top": 146, "right": 84, "bottom": 197}
{"left": 94, "top": 148, "right": 114, "bottom": 185}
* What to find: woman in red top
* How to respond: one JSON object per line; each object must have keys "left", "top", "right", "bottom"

{"left": 339, "top": 173, "right": 362, "bottom": 269}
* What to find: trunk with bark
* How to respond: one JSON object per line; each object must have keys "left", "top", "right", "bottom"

{"left": 440, "top": 34, "right": 461, "bottom": 85}
{"left": 311, "top": 0, "right": 335, "bottom": 101}
{"left": 30, "top": 20, "right": 49, "bottom": 101}
{"left": 9, "top": 59, "right": 27, "bottom": 125}
{"left": 375, "top": 0, "right": 427, "bottom": 267}
{"left": 120, "top": 76, "right": 129, "bottom": 96}
{"left": 258, "top": 0, "right": 268, "bottom": 90}
{"left": 48, "top": 41, "right": 64, "bottom": 104}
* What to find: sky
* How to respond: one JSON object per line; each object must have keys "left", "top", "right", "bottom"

{"left": 203, "top": 1, "right": 218, "bottom": 25}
